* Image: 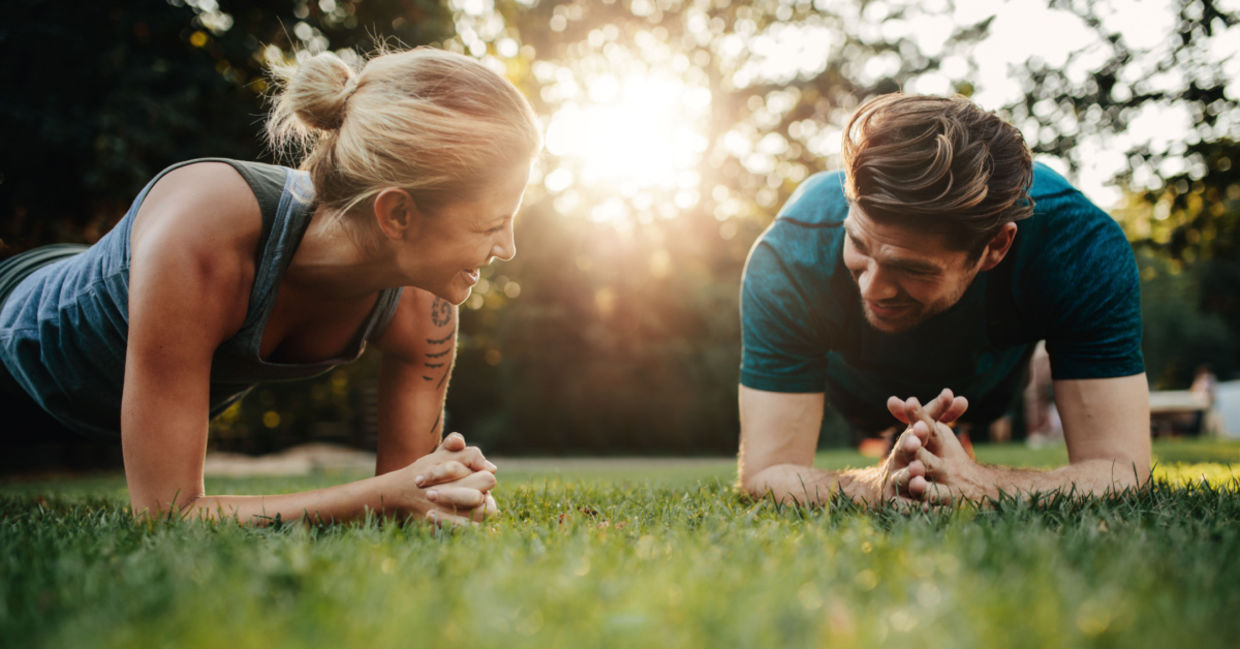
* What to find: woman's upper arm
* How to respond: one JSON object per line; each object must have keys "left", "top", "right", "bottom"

{"left": 370, "top": 290, "right": 458, "bottom": 472}
{"left": 373, "top": 288, "right": 458, "bottom": 375}
{"left": 122, "top": 163, "right": 258, "bottom": 514}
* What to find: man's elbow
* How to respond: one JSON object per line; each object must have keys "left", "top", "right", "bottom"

{"left": 1119, "top": 455, "right": 1152, "bottom": 488}
{"left": 737, "top": 462, "right": 777, "bottom": 500}
{"left": 1076, "top": 455, "right": 1151, "bottom": 491}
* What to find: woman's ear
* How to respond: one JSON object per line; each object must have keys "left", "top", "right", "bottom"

{"left": 373, "top": 188, "right": 418, "bottom": 241}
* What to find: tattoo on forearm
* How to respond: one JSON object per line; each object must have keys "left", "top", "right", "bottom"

{"left": 426, "top": 333, "right": 453, "bottom": 345}
{"left": 429, "top": 411, "right": 442, "bottom": 437}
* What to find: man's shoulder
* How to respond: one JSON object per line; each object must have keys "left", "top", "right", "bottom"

{"left": 748, "top": 172, "right": 848, "bottom": 278}
{"left": 773, "top": 171, "right": 850, "bottom": 227}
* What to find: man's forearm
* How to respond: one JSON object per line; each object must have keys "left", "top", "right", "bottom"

{"left": 957, "top": 458, "right": 1148, "bottom": 502}
{"left": 743, "top": 463, "right": 884, "bottom": 506}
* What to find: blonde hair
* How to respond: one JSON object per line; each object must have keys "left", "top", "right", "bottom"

{"left": 267, "top": 47, "right": 541, "bottom": 218}
{"left": 842, "top": 93, "right": 1033, "bottom": 258}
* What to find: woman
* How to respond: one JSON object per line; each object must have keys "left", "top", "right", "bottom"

{"left": 0, "top": 47, "right": 541, "bottom": 525}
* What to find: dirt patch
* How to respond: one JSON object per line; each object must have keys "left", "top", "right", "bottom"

{"left": 204, "top": 444, "right": 733, "bottom": 477}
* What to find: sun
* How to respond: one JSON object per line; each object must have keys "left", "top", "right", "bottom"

{"left": 542, "top": 69, "right": 713, "bottom": 227}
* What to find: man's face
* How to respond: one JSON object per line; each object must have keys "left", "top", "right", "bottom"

{"left": 842, "top": 205, "right": 986, "bottom": 334}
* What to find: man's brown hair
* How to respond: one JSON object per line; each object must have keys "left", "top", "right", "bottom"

{"left": 841, "top": 93, "right": 1034, "bottom": 259}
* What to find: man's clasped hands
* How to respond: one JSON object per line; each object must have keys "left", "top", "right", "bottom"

{"left": 875, "top": 388, "right": 1002, "bottom": 507}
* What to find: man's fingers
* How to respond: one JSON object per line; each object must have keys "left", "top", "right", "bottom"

{"left": 908, "top": 474, "right": 930, "bottom": 499}
{"left": 886, "top": 460, "right": 926, "bottom": 498}
{"left": 941, "top": 396, "right": 969, "bottom": 425}
{"left": 921, "top": 389, "right": 954, "bottom": 420}
{"left": 886, "top": 396, "right": 911, "bottom": 424}
{"left": 923, "top": 480, "right": 956, "bottom": 506}
{"left": 914, "top": 446, "right": 944, "bottom": 474}
{"left": 888, "top": 428, "right": 923, "bottom": 467}
{"left": 910, "top": 404, "right": 960, "bottom": 455}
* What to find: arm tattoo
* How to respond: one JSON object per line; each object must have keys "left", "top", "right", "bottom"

{"left": 422, "top": 297, "right": 457, "bottom": 389}
{"left": 426, "top": 333, "right": 454, "bottom": 345}
{"left": 430, "top": 297, "right": 454, "bottom": 327}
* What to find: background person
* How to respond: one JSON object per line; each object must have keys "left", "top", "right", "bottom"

{"left": 737, "top": 93, "right": 1150, "bottom": 506}
{"left": 0, "top": 47, "right": 541, "bottom": 524}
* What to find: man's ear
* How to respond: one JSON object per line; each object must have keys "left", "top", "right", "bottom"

{"left": 373, "top": 188, "right": 418, "bottom": 241}
{"left": 978, "top": 222, "right": 1018, "bottom": 271}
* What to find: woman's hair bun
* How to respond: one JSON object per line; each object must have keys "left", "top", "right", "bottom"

{"left": 270, "top": 52, "right": 357, "bottom": 135}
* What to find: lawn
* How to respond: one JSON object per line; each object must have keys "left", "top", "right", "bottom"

{"left": 2, "top": 440, "right": 1239, "bottom": 649}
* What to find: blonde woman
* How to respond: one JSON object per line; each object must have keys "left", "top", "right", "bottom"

{"left": 0, "top": 48, "right": 541, "bottom": 524}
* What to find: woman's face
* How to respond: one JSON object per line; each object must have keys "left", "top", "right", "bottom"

{"left": 407, "top": 164, "right": 531, "bottom": 304}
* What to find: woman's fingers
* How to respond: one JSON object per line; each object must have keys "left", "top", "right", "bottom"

{"left": 414, "top": 460, "right": 471, "bottom": 487}
{"left": 471, "top": 493, "right": 499, "bottom": 522}
{"left": 424, "top": 509, "right": 474, "bottom": 527}
{"left": 440, "top": 432, "right": 467, "bottom": 452}
{"left": 458, "top": 445, "right": 499, "bottom": 473}
{"left": 440, "top": 433, "right": 498, "bottom": 473}
{"left": 426, "top": 485, "right": 487, "bottom": 509}
{"left": 424, "top": 470, "right": 497, "bottom": 508}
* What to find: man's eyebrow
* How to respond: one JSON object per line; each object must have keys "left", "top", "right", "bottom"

{"left": 887, "top": 258, "right": 942, "bottom": 274}
{"left": 842, "top": 222, "right": 867, "bottom": 251}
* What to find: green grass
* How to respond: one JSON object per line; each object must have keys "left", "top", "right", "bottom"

{"left": 2, "top": 439, "right": 1239, "bottom": 649}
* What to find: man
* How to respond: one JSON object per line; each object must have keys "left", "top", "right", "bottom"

{"left": 737, "top": 94, "right": 1150, "bottom": 506}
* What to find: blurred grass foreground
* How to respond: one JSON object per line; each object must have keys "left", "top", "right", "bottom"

{"left": 2, "top": 439, "right": 1239, "bottom": 649}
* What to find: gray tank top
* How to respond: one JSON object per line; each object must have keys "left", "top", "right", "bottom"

{"left": 0, "top": 158, "right": 403, "bottom": 437}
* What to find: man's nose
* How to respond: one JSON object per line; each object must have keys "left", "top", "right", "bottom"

{"left": 857, "top": 264, "right": 897, "bottom": 301}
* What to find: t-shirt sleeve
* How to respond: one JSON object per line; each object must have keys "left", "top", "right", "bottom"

{"left": 739, "top": 236, "right": 830, "bottom": 392}
{"left": 1041, "top": 197, "right": 1145, "bottom": 380}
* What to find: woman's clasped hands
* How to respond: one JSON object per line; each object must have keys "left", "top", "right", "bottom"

{"left": 399, "top": 432, "right": 499, "bottom": 525}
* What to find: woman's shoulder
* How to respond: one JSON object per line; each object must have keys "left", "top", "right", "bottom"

{"left": 130, "top": 160, "right": 266, "bottom": 257}
{"left": 127, "top": 161, "right": 268, "bottom": 322}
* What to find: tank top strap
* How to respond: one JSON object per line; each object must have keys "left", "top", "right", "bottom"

{"left": 233, "top": 164, "right": 314, "bottom": 345}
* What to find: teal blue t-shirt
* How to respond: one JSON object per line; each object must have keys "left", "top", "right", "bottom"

{"left": 739, "top": 162, "right": 1143, "bottom": 429}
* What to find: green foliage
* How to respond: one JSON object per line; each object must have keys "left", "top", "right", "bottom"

{"left": 0, "top": 0, "right": 453, "bottom": 252}
{"left": 2, "top": 441, "right": 1240, "bottom": 649}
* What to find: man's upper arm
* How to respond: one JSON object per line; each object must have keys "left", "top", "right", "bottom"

{"left": 1041, "top": 196, "right": 1144, "bottom": 381}
{"left": 1054, "top": 373, "right": 1151, "bottom": 482}
{"left": 739, "top": 239, "right": 830, "bottom": 392}
{"left": 738, "top": 386, "right": 824, "bottom": 487}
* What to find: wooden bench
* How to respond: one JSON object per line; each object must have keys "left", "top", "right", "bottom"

{"left": 1149, "top": 390, "right": 1211, "bottom": 436}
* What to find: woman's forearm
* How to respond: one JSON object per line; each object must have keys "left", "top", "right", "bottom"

{"left": 145, "top": 470, "right": 415, "bottom": 525}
